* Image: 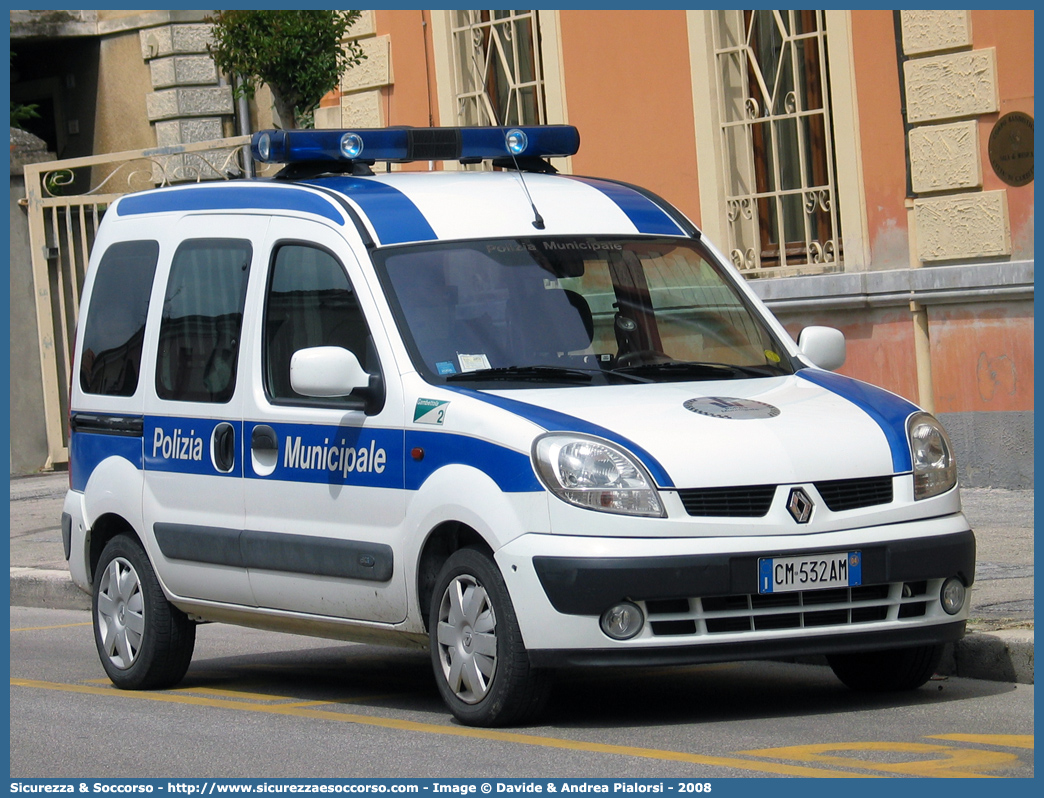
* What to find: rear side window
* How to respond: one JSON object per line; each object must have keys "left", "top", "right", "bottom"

{"left": 80, "top": 240, "right": 159, "bottom": 396}
{"left": 155, "top": 239, "right": 251, "bottom": 403}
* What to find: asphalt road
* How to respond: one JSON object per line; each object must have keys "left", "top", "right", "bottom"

{"left": 10, "top": 605, "right": 1034, "bottom": 780}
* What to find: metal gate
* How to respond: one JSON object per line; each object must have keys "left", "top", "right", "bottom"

{"left": 21, "top": 136, "right": 252, "bottom": 468}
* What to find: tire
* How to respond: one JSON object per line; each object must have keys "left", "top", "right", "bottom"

{"left": 827, "top": 644, "right": 944, "bottom": 692}
{"left": 92, "top": 534, "right": 196, "bottom": 690}
{"left": 429, "top": 547, "right": 550, "bottom": 726}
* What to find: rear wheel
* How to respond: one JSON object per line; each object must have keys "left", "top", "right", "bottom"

{"left": 429, "top": 547, "right": 549, "bottom": 726}
{"left": 827, "top": 644, "right": 944, "bottom": 692}
{"left": 93, "top": 534, "right": 196, "bottom": 689}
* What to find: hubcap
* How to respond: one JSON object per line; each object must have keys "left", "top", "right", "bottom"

{"left": 436, "top": 574, "right": 497, "bottom": 704}
{"left": 96, "top": 556, "right": 145, "bottom": 669}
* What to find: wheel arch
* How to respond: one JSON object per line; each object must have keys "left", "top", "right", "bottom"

{"left": 88, "top": 513, "right": 144, "bottom": 585}
{"left": 416, "top": 521, "right": 493, "bottom": 632}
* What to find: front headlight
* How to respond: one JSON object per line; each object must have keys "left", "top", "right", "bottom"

{"left": 533, "top": 433, "right": 665, "bottom": 517}
{"left": 907, "top": 412, "right": 957, "bottom": 500}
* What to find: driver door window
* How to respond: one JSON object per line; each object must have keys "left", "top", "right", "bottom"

{"left": 263, "top": 243, "right": 373, "bottom": 405}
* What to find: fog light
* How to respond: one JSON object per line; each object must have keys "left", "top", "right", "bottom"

{"left": 600, "top": 602, "right": 645, "bottom": 640}
{"left": 941, "top": 577, "right": 966, "bottom": 615}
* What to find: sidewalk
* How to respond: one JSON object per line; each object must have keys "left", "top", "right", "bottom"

{"left": 9, "top": 472, "right": 1033, "bottom": 684}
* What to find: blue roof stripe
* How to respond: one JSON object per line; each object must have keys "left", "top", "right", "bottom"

{"left": 797, "top": 369, "right": 916, "bottom": 473}
{"left": 567, "top": 176, "right": 686, "bottom": 236}
{"left": 115, "top": 184, "right": 345, "bottom": 225}
{"left": 307, "top": 177, "right": 437, "bottom": 245}
{"left": 444, "top": 386, "right": 675, "bottom": 489}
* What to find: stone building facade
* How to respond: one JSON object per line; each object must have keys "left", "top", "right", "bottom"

{"left": 8, "top": 9, "right": 1034, "bottom": 487}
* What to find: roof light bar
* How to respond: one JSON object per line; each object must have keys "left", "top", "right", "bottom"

{"left": 250, "top": 126, "right": 580, "bottom": 165}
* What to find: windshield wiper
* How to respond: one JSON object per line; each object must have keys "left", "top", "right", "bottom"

{"left": 445, "top": 365, "right": 595, "bottom": 384}
{"left": 611, "top": 360, "right": 787, "bottom": 380}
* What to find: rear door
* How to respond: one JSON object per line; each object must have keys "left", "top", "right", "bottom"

{"left": 141, "top": 214, "right": 269, "bottom": 605}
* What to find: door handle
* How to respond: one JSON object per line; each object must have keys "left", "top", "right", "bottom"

{"left": 251, "top": 424, "right": 278, "bottom": 453}
{"left": 212, "top": 422, "right": 236, "bottom": 473}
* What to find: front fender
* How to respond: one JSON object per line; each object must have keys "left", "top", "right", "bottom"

{"left": 405, "top": 463, "right": 551, "bottom": 554}
{"left": 400, "top": 464, "right": 550, "bottom": 629}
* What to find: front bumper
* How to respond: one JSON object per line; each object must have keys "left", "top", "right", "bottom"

{"left": 495, "top": 512, "right": 974, "bottom": 659}
{"left": 528, "top": 620, "right": 967, "bottom": 668}
{"left": 533, "top": 528, "right": 974, "bottom": 615}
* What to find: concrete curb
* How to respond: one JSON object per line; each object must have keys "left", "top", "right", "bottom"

{"left": 942, "top": 628, "right": 1034, "bottom": 685}
{"left": 10, "top": 568, "right": 91, "bottom": 612}
{"left": 10, "top": 568, "right": 1033, "bottom": 685}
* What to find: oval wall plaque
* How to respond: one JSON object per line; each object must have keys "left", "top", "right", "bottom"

{"left": 989, "top": 111, "right": 1033, "bottom": 187}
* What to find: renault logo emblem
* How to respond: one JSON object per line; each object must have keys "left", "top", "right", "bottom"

{"left": 787, "top": 488, "right": 814, "bottom": 523}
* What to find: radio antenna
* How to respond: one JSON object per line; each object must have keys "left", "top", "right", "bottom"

{"left": 506, "top": 135, "right": 546, "bottom": 230}
{"left": 472, "top": 52, "right": 545, "bottom": 229}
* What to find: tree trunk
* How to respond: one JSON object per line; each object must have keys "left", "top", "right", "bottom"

{"left": 271, "top": 88, "right": 297, "bottom": 129}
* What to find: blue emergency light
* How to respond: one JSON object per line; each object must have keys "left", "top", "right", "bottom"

{"left": 250, "top": 125, "right": 580, "bottom": 165}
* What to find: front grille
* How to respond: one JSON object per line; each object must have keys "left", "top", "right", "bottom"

{"left": 815, "top": 476, "right": 894, "bottom": 511}
{"left": 644, "top": 580, "right": 934, "bottom": 637}
{"left": 677, "top": 476, "right": 894, "bottom": 518}
{"left": 678, "top": 485, "right": 776, "bottom": 517}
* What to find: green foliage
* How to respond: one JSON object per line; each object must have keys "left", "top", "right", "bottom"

{"left": 11, "top": 101, "right": 40, "bottom": 129}
{"left": 10, "top": 52, "right": 40, "bottom": 130}
{"left": 207, "top": 10, "right": 366, "bottom": 129}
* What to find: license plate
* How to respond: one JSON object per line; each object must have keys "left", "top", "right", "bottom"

{"left": 758, "top": 551, "right": 862, "bottom": 594}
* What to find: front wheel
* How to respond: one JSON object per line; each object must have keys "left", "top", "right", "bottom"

{"left": 827, "top": 644, "right": 944, "bottom": 692}
{"left": 429, "top": 547, "right": 550, "bottom": 726}
{"left": 93, "top": 534, "right": 196, "bottom": 690}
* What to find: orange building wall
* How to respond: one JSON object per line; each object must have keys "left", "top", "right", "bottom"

{"left": 850, "top": 10, "right": 910, "bottom": 271}
{"left": 929, "top": 302, "right": 1034, "bottom": 414}
{"left": 375, "top": 10, "right": 440, "bottom": 129}
{"left": 776, "top": 309, "right": 920, "bottom": 404}
{"left": 776, "top": 300, "right": 1035, "bottom": 415}
{"left": 557, "top": 10, "right": 701, "bottom": 226}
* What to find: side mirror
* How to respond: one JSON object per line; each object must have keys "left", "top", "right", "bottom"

{"left": 797, "top": 326, "right": 846, "bottom": 371}
{"left": 290, "top": 346, "right": 370, "bottom": 397}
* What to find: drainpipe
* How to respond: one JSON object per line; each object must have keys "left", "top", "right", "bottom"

{"left": 894, "top": 12, "right": 934, "bottom": 412}
{"left": 907, "top": 199, "right": 934, "bottom": 413}
{"left": 235, "top": 75, "right": 255, "bottom": 178}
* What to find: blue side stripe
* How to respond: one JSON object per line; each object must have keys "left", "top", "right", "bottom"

{"left": 69, "top": 432, "right": 143, "bottom": 492}
{"left": 308, "top": 177, "right": 438, "bottom": 245}
{"left": 73, "top": 416, "right": 542, "bottom": 493}
{"left": 567, "top": 176, "right": 686, "bottom": 236}
{"left": 444, "top": 387, "right": 675, "bottom": 488}
{"left": 797, "top": 369, "right": 916, "bottom": 473}
{"left": 116, "top": 185, "right": 345, "bottom": 225}
{"left": 405, "top": 430, "right": 540, "bottom": 492}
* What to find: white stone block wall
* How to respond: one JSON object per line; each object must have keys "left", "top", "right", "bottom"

{"left": 139, "top": 21, "right": 233, "bottom": 163}
{"left": 316, "top": 11, "right": 392, "bottom": 129}
{"left": 901, "top": 13, "right": 1010, "bottom": 262}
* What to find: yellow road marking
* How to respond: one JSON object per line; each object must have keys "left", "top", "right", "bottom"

{"left": 172, "top": 685, "right": 411, "bottom": 706}
{"left": 11, "top": 622, "right": 92, "bottom": 633}
{"left": 739, "top": 741, "right": 1019, "bottom": 778}
{"left": 11, "top": 677, "right": 875, "bottom": 778}
{"left": 929, "top": 734, "right": 1034, "bottom": 750}
{"left": 172, "top": 686, "right": 299, "bottom": 702}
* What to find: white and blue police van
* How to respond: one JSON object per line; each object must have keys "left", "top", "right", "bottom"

{"left": 63, "top": 125, "right": 974, "bottom": 726}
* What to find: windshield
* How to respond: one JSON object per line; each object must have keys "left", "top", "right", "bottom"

{"left": 374, "top": 237, "right": 794, "bottom": 386}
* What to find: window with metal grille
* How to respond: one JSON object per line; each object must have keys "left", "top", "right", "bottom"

{"left": 451, "top": 10, "right": 545, "bottom": 128}
{"left": 713, "top": 10, "right": 842, "bottom": 276}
